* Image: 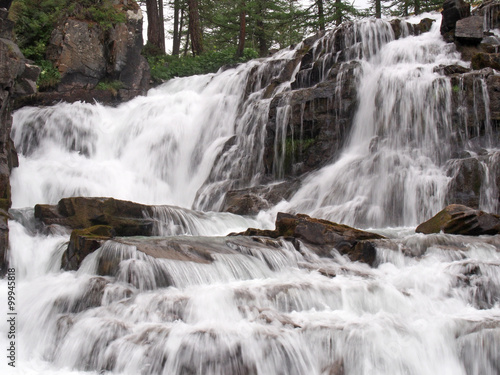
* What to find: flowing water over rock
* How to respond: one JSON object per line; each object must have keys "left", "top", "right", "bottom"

{"left": 2, "top": 14, "right": 500, "bottom": 375}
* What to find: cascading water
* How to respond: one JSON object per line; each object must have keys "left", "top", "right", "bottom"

{"left": 2, "top": 13, "right": 500, "bottom": 375}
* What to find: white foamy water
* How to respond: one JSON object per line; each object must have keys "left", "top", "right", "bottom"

{"left": 2, "top": 13, "right": 500, "bottom": 375}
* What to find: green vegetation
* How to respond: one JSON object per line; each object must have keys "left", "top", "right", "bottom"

{"left": 96, "top": 79, "right": 124, "bottom": 95}
{"left": 37, "top": 59, "right": 61, "bottom": 90}
{"left": 145, "top": 47, "right": 259, "bottom": 83}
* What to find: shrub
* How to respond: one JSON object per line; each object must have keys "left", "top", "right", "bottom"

{"left": 37, "top": 59, "right": 61, "bottom": 90}
{"left": 145, "top": 47, "right": 259, "bottom": 83}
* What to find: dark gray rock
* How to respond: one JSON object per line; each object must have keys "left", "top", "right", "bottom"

{"left": 441, "top": 0, "right": 471, "bottom": 40}
{"left": 455, "top": 16, "right": 484, "bottom": 44}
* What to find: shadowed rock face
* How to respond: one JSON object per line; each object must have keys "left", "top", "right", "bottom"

{"left": 416, "top": 204, "right": 500, "bottom": 235}
{"left": 0, "top": 7, "right": 39, "bottom": 274}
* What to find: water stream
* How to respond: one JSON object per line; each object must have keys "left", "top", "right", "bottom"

{"left": 2, "top": 14, "right": 500, "bottom": 375}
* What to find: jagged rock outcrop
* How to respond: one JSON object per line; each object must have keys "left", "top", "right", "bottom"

{"left": 263, "top": 18, "right": 435, "bottom": 180}
{"left": 235, "top": 212, "right": 385, "bottom": 266}
{"left": 26, "top": 0, "right": 149, "bottom": 106}
{"left": 416, "top": 204, "right": 500, "bottom": 235}
{"left": 0, "top": 7, "right": 39, "bottom": 274}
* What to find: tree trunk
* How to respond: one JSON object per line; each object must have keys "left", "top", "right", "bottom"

{"left": 172, "top": 0, "right": 181, "bottom": 56}
{"left": 146, "top": 0, "right": 165, "bottom": 53}
{"left": 255, "top": 0, "right": 267, "bottom": 57}
{"left": 183, "top": 26, "right": 191, "bottom": 56}
{"left": 188, "top": 0, "right": 203, "bottom": 55}
{"left": 158, "top": 0, "right": 165, "bottom": 52}
{"left": 317, "top": 0, "right": 325, "bottom": 31}
{"left": 375, "top": 0, "right": 381, "bottom": 18}
{"left": 236, "top": 1, "right": 246, "bottom": 58}
{"left": 335, "top": 0, "right": 343, "bottom": 26}
{"left": 414, "top": 0, "right": 421, "bottom": 15}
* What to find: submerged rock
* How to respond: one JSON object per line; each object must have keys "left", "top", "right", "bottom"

{"left": 416, "top": 204, "right": 500, "bottom": 235}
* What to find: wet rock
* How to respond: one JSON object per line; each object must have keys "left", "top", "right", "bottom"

{"left": 35, "top": 197, "right": 154, "bottom": 236}
{"left": 62, "top": 225, "right": 115, "bottom": 271}
{"left": 440, "top": 0, "right": 471, "bottom": 41}
{"left": 236, "top": 212, "right": 385, "bottom": 266}
{"left": 221, "top": 180, "right": 300, "bottom": 215}
{"left": 433, "top": 64, "right": 470, "bottom": 76}
{"left": 265, "top": 61, "right": 360, "bottom": 178}
{"left": 446, "top": 157, "right": 483, "bottom": 208}
{"left": 455, "top": 16, "right": 484, "bottom": 44}
{"left": 416, "top": 204, "right": 500, "bottom": 235}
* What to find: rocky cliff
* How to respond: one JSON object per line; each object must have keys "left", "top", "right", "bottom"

{"left": 0, "top": 6, "right": 38, "bottom": 274}
{"left": 18, "top": 0, "right": 149, "bottom": 107}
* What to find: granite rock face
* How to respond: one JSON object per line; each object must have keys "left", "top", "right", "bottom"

{"left": 31, "top": 0, "right": 149, "bottom": 106}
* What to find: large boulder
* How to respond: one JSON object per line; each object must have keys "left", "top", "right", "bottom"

{"left": 235, "top": 212, "right": 385, "bottom": 266}
{"left": 416, "top": 204, "right": 500, "bottom": 235}
{"left": 455, "top": 16, "right": 484, "bottom": 44}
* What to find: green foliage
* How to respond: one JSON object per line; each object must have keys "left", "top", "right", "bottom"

{"left": 96, "top": 79, "right": 124, "bottom": 95}
{"left": 37, "top": 59, "right": 61, "bottom": 91}
{"left": 146, "top": 47, "right": 259, "bottom": 83}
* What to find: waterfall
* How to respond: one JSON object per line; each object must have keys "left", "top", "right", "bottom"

{"left": 3, "top": 13, "right": 500, "bottom": 375}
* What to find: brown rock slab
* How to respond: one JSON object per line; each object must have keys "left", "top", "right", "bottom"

{"left": 416, "top": 204, "right": 500, "bottom": 235}
{"left": 235, "top": 212, "right": 385, "bottom": 266}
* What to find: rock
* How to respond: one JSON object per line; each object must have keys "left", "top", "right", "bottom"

{"left": 40, "top": 0, "right": 149, "bottom": 104}
{"left": 235, "top": 212, "right": 385, "bottom": 266}
{"left": 416, "top": 204, "right": 500, "bottom": 235}
{"left": 455, "top": 16, "right": 484, "bottom": 44}
{"left": 62, "top": 225, "right": 114, "bottom": 271}
{"left": 35, "top": 197, "right": 154, "bottom": 236}
{"left": 433, "top": 64, "right": 470, "bottom": 75}
{"left": 221, "top": 180, "right": 300, "bottom": 215}
{"left": 440, "top": 0, "right": 471, "bottom": 41}
{"left": 446, "top": 157, "right": 484, "bottom": 208}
